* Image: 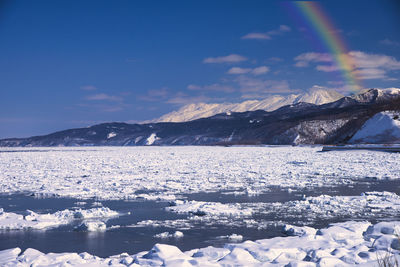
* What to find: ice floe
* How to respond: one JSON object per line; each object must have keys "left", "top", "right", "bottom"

{"left": 74, "top": 221, "right": 107, "bottom": 231}
{"left": 0, "top": 146, "right": 399, "bottom": 200}
{"left": 154, "top": 231, "right": 184, "bottom": 239}
{"left": 167, "top": 200, "right": 253, "bottom": 217}
{"left": 268, "top": 191, "right": 400, "bottom": 223}
{"left": 0, "top": 207, "right": 119, "bottom": 230}
{"left": 1, "top": 221, "right": 400, "bottom": 266}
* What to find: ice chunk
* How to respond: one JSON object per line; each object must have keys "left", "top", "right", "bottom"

{"left": 0, "top": 207, "right": 119, "bottom": 230}
{"left": 74, "top": 221, "right": 106, "bottom": 232}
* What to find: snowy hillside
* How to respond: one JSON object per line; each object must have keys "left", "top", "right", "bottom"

{"left": 350, "top": 111, "right": 400, "bottom": 143}
{"left": 151, "top": 88, "right": 343, "bottom": 123}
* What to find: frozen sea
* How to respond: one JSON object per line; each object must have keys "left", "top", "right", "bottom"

{"left": 0, "top": 146, "right": 399, "bottom": 266}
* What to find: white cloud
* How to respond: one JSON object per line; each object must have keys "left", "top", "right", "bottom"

{"left": 80, "top": 85, "right": 97, "bottom": 91}
{"left": 241, "top": 33, "right": 271, "bottom": 40}
{"left": 279, "top": 25, "right": 291, "bottom": 32}
{"left": 242, "top": 25, "right": 291, "bottom": 40}
{"left": 294, "top": 51, "right": 400, "bottom": 80}
{"left": 227, "top": 66, "right": 269, "bottom": 75}
{"left": 252, "top": 66, "right": 270, "bottom": 75}
{"left": 203, "top": 54, "right": 247, "bottom": 64}
{"left": 294, "top": 52, "right": 333, "bottom": 67}
{"left": 86, "top": 93, "right": 123, "bottom": 102}
{"left": 316, "top": 65, "right": 340, "bottom": 72}
{"left": 352, "top": 68, "right": 386, "bottom": 80}
{"left": 348, "top": 51, "right": 400, "bottom": 70}
{"left": 227, "top": 67, "right": 252, "bottom": 74}
{"left": 187, "top": 83, "right": 235, "bottom": 93}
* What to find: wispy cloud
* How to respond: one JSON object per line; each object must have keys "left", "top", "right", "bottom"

{"left": 187, "top": 83, "right": 235, "bottom": 93}
{"left": 236, "top": 76, "right": 294, "bottom": 97}
{"left": 86, "top": 93, "right": 123, "bottom": 102}
{"left": 294, "top": 51, "right": 400, "bottom": 80}
{"left": 380, "top": 38, "right": 400, "bottom": 47}
{"left": 77, "top": 103, "right": 126, "bottom": 112}
{"left": 80, "top": 85, "right": 97, "bottom": 91}
{"left": 227, "top": 66, "right": 269, "bottom": 75}
{"left": 267, "top": 57, "right": 284, "bottom": 63}
{"left": 166, "top": 92, "right": 211, "bottom": 105}
{"left": 242, "top": 33, "right": 271, "bottom": 40}
{"left": 352, "top": 68, "right": 386, "bottom": 80}
{"left": 242, "top": 25, "right": 291, "bottom": 40}
{"left": 203, "top": 54, "right": 248, "bottom": 64}
{"left": 138, "top": 88, "right": 169, "bottom": 102}
{"left": 294, "top": 52, "right": 333, "bottom": 67}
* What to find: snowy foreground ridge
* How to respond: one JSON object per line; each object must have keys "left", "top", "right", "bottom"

{"left": 1, "top": 221, "right": 400, "bottom": 266}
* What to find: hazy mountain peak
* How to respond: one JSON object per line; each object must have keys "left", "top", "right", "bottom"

{"left": 151, "top": 88, "right": 344, "bottom": 123}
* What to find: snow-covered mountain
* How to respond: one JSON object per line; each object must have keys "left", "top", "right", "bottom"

{"left": 352, "top": 87, "right": 400, "bottom": 103}
{"left": 350, "top": 111, "right": 400, "bottom": 143}
{"left": 151, "top": 88, "right": 344, "bottom": 123}
{"left": 1, "top": 88, "right": 399, "bottom": 147}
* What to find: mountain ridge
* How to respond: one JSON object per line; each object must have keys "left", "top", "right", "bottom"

{"left": 149, "top": 88, "right": 344, "bottom": 123}
{"left": 1, "top": 88, "right": 399, "bottom": 147}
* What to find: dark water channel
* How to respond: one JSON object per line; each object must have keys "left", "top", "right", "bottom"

{"left": 0, "top": 178, "right": 400, "bottom": 257}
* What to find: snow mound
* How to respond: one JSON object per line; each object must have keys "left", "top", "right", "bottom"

{"left": 0, "top": 207, "right": 119, "bottom": 230}
{"left": 350, "top": 111, "right": 400, "bottom": 143}
{"left": 2, "top": 221, "right": 400, "bottom": 266}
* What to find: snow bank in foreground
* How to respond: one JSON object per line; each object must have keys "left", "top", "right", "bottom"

{"left": 1, "top": 221, "right": 400, "bottom": 266}
{"left": 0, "top": 207, "right": 119, "bottom": 230}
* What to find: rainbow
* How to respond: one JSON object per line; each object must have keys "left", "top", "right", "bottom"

{"left": 288, "top": 1, "right": 362, "bottom": 93}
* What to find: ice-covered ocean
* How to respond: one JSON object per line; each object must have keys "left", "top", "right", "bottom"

{"left": 0, "top": 146, "right": 399, "bottom": 266}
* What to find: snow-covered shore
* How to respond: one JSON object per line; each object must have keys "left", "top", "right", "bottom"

{"left": 1, "top": 221, "right": 399, "bottom": 266}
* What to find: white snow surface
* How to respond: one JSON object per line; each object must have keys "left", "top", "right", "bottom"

{"left": 107, "top": 132, "right": 117, "bottom": 139}
{"left": 0, "top": 207, "right": 119, "bottom": 230}
{"left": 150, "top": 88, "right": 343, "bottom": 123}
{"left": 350, "top": 111, "right": 400, "bottom": 143}
{"left": 146, "top": 133, "right": 160, "bottom": 145}
{"left": 0, "top": 146, "right": 399, "bottom": 200}
{"left": 154, "top": 231, "right": 184, "bottom": 239}
{"left": 167, "top": 200, "right": 253, "bottom": 216}
{"left": 1, "top": 221, "right": 400, "bottom": 266}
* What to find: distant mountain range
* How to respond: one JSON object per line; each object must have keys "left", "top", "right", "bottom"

{"left": 150, "top": 88, "right": 344, "bottom": 123}
{"left": 0, "top": 88, "right": 399, "bottom": 147}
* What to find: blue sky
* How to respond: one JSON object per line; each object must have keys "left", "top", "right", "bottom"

{"left": 0, "top": 0, "right": 399, "bottom": 138}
